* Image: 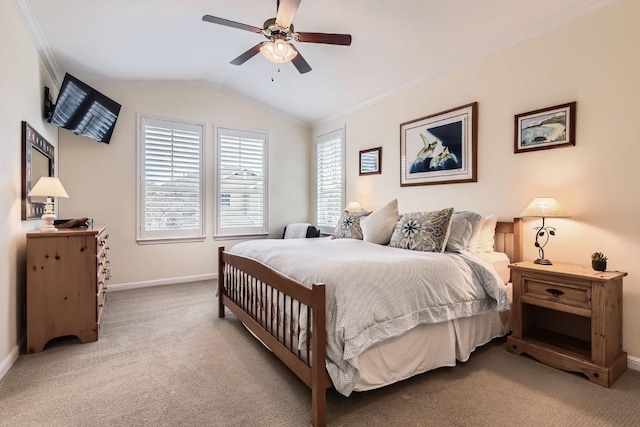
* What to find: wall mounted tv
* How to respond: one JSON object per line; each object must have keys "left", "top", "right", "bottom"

{"left": 45, "top": 73, "right": 121, "bottom": 144}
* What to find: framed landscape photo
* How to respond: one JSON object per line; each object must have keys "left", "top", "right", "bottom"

{"left": 514, "top": 102, "right": 576, "bottom": 153}
{"left": 359, "top": 147, "right": 381, "bottom": 175}
{"left": 400, "top": 102, "right": 477, "bottom": 187}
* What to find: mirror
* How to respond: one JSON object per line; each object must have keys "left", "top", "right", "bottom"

{"left": 359, "top": 147, "right": 382, "bottom": 176}
{"left": 22, "top": 121, "right": 54, "bottom": 220}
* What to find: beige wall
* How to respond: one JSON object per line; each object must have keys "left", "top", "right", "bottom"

{"left": 0, "top": 0, "right": 60, "bottom": 368}
{"left": 58, "top": 81, "right": 310, "bottom": 285}
{"left": 314, "top": 0, "right": 640, "bottom": 359}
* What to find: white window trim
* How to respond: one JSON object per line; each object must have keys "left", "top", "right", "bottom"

{"left": 136, "top": 114, "right": 206, "bottom": 243}
{"left": 314, "top": 126, "right": 345, "bottom": 236}
{"left": 214, "top": 125, "right": 269, "bottom": 240}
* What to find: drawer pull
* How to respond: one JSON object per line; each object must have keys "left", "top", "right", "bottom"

{"left": 546, "top": 288, "right": 565, "bottom": 298}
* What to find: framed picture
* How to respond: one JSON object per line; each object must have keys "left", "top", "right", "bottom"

{"left": 400, "top": 102, "right": 477, "bottom": 187}
{"left": 514, "top": 102, "right": 576, "bottom": 153}
{"left": 359, "top": 147, "right": 381, "bottom": 175}
{"left": 21, "top": 121, "right": 55, "bottom": 220}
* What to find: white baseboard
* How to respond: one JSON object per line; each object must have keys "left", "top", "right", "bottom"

{"left": 0, "top": 344, "right": 20, "bottom": 381}
{"left": 107, "top": 273, "right": 217, "bottom": 292}
{"left": 628, "top": 355, "right": 640, "bottom": 372}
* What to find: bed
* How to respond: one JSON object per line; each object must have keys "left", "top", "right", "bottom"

{"left": 217, "top": 217, "right": 522, "bottom": 426}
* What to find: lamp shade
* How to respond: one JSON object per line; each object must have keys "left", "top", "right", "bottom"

{"left": 520, "top": 197, "right": 568, "bottom": 218}
{"left": 28, "top": 177, "right": 69, "bottom": 198}
{"left": 344, "top": 201, "right": 363, "bottom": 212}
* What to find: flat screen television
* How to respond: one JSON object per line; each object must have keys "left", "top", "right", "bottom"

{"left": 46, "top": 73, "right": 121, "bottom": 144}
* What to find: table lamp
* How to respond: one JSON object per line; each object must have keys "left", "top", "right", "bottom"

{"left": 519, "top": 197, "right": 569, "bottom": 265}
{"left": 28, "top": 177, "right": 69, "bottom": 232}
{"left": 344, "top": 201, "right": 363, "bottom": 212}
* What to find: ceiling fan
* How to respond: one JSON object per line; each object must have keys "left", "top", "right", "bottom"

{"left": 202, "top": 0, "right": 352, "bottom": 74}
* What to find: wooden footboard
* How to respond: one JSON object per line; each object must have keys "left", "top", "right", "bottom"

{"left": 217, "top": 218, "right": 522, "bottom": 426}
{"left": 217, "top": 247, "right": 332, "bottom": 427}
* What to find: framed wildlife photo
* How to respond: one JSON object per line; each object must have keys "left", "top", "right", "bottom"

{"left": 514, "top": 102, "right": 576, "bottom": 153}
{"left": 400, "top": 102, "right": 477, "bottom": 187}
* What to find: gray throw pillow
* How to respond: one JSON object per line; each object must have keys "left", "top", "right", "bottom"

{"left": 446, "top": 211, "right": 483, "bottom": 253}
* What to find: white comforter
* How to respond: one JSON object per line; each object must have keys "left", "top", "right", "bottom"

{"left": 229, "top": 238, "right": 509, "bottom": 396}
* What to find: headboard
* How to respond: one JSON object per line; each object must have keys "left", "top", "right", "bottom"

{"left": 495, "top": 218, "right": 523, "bottom": 263}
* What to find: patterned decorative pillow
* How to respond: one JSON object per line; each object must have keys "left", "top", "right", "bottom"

{"left": 332, "top": 210, "right": 371, "bottom": 240}
{"left": 389, "top": 208, "right": 454, "bottom": 252}
{"left": 360, "top": 199, "right": 399, "bottom": 245}
{"left": 446, "top": 211, "right": 483, "bottom": 253}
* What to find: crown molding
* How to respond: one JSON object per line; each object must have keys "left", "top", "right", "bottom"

{"left": 12, "top": 0, "right": 63, "bottom": 87}
{"left": 311, "top": 0, "right": 619, "bottom": 129}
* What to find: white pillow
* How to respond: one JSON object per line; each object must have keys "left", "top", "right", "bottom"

{"left": 474, "top": 214, "right": 498, "bottom": 253}
{"left": 446, "top": 211, "right": 483, "bottom": 252}
{"left": 360, "top": 199, "right": 399, "bottom": 245}
{"left": 465, "top": 212, "right": 485, "bottom": 251}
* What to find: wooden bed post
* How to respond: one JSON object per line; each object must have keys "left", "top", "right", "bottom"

{"left": 311, "top": 283, "right": 327, "bottom": 427}
{"left": 218, "top": 246, "right": 225, "bottom": 318}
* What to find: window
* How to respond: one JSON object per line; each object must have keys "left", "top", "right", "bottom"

{"left": 137, "top": 115, "right": 205, "bottom": 242}
{"left": 215, "top": 127, "right": 268, "bottom": 238}
{"left": 315, "top": 128, "right": 345, "bottom": 234}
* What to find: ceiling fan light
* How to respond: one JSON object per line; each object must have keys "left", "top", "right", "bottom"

{"left": 273, "top": 39, "right": 288, "bottom": 57}
{"left": 260, "top": 42, "right": 298, "bottom": 64}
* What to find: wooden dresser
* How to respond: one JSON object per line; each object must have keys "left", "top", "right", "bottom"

{"left": 26, "top": 226, "right": 110, "bottom": 353}
{"left": 507, "top": 261, "right": 627, "bottom": 387}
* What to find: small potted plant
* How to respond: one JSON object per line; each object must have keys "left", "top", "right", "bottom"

{"left": 591, "top": 252, "right": 608, "bottom": 272}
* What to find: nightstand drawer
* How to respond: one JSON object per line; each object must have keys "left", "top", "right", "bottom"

{"left": 522, "top": 276, "right": 591, "bottom": 310}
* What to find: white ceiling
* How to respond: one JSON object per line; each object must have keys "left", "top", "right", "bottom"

{"left": 22, "top": 0, "right": 613, "bottom": 126}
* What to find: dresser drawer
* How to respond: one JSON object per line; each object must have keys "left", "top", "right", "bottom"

{"left": 522, "top": 276, "right": 591, "bottom": 310}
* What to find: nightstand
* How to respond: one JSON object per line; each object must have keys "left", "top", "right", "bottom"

{"left": 506, "top": 261, "right": 627, "bottom": 387}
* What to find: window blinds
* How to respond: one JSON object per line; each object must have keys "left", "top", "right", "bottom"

{"left": 216, "top": 127, "right": 268, "bottom": 236}
{"left": 138, "top": 116, "right": 204, "bottom": 241}
{"left": 315, "top": 128, "right": 344, "bottom": 231}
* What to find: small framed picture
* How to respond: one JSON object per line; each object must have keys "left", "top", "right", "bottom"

{"left": 359, "top": 147, "right": 381, "bottom": 175}
{"left": 514, "top": 102, "right": 576, "bottom": 153}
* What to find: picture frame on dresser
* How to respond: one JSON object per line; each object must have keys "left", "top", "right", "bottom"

{"left": 400, "top": 102, "right": 477, "bottom": 187}
{"left": 21, "top": 121, "right": 55, "bottom": 220}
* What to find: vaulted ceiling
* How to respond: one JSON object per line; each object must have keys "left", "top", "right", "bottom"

{"left": 21, "top": 0, "right": 615, "bottom": 126}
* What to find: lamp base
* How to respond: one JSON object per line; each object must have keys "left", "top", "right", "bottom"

{"left": 534, "top": 258, "right": 553, "bottom": 265}
{"left": 39, "top": 199, "right": 58, "bottom": 232}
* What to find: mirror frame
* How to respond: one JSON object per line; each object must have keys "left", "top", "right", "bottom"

{"left": 359, "top": 147, "right": 382, "bottom": 176}
{"left": 21, "top": 121, "right": 54, "bottom": 220}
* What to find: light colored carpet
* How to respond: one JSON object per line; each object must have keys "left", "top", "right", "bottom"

{"left": 1, "top": 281, "right": 639, "bottom": 426}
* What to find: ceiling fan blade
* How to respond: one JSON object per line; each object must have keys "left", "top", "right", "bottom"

{"left": 296, "top": 32, "right": 352, "bottom": 46}
{"left": 290, "top": 45, "right": 311, "bottom": 74}
{"left": 202, "top": 15, "right": 262, "bottom": 33}
{"left": 275, "top": 0, "right": 301, "bottom": 29}
{"left": 230, "top": 43, "right": 265, "bottom": 65}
